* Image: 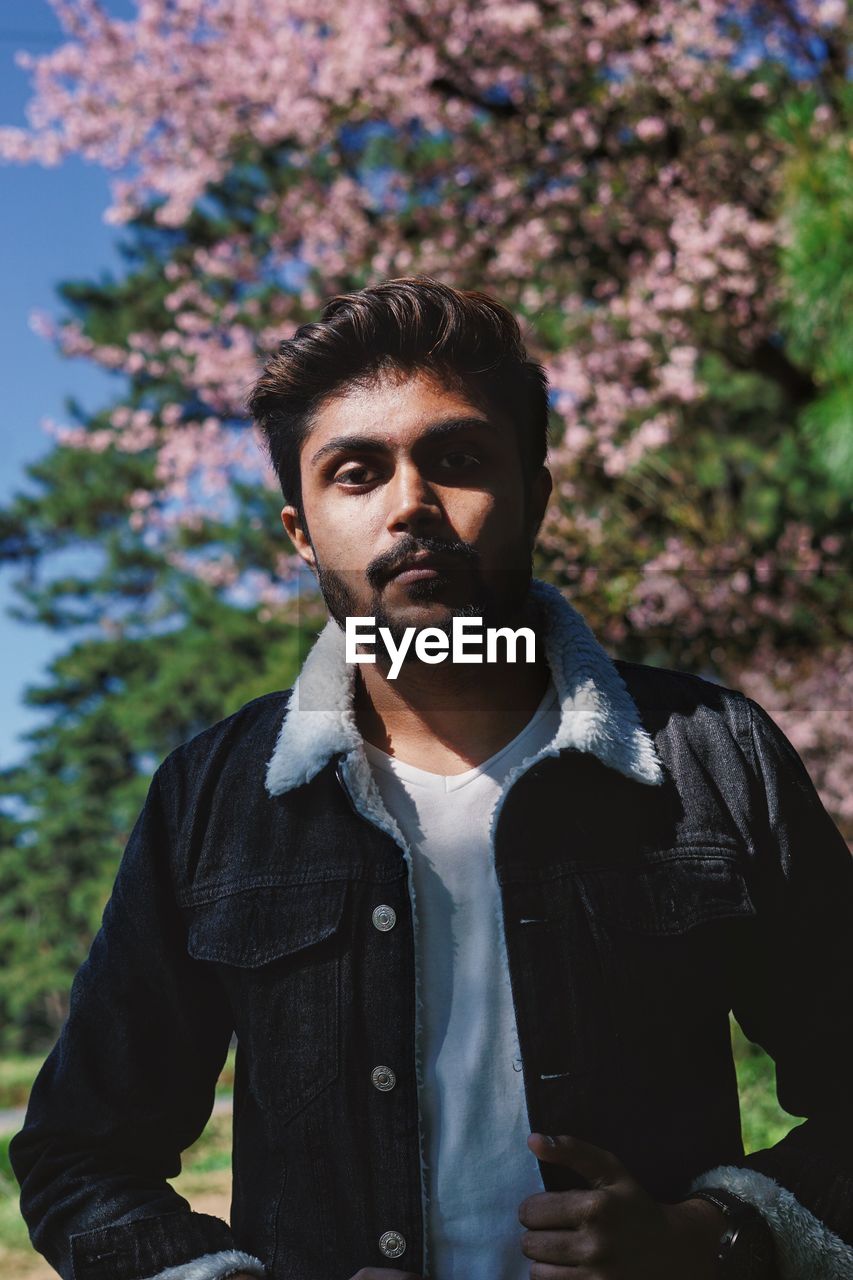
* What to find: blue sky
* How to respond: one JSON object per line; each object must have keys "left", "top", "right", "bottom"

{"left": 0, "top": 0, "right": 134, "bottom": 767}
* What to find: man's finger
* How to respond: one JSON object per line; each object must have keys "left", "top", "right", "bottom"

{"left": 527, "top": 1132, "right": 629, "bottom": 1188}
{"left": 518, "top": 1187, "right": 606, "bottom": 1230}
{"left": 521, "top": 1225, "right": 599, "bottom": 1267}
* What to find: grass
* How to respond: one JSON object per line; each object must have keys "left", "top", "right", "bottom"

{"left": 0, "top": 1133, "right": 35, "bottom": 1261}
{"left": 0, "top": 1018, "right": 798, "bottom": 1274}
{"left": 730, "top": 1018, "right": 801, "bottom": 1152}
{"left": 215, "top": 1048, "right": 237, "bottom": 1099}
{"left": 173, "top": 1115, "right": 234, "bottom": 1183}
{"left": 0, "top": 1059, "right": 45, "bottom": 1112}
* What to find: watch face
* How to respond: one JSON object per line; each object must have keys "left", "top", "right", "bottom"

{"left": 721, "top": 1218, "right": 776, "bottom": 1279}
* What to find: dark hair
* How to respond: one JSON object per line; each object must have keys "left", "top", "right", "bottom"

{"left": 247, "top": 276, "right": 550, "bottom": 521}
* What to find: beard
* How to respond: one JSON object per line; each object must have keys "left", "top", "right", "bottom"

{"left": 313, "top": 530, "right": 534, "bottom": 672}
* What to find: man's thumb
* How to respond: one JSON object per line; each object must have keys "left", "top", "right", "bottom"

{"left": 527, "top": 1132, "right": 627, "bottom": 1188}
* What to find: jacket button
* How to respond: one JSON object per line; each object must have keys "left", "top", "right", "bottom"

{"left": 372, "top": 904, "right": 397, "bottom": 931}
{"left": 371, "top": 1065, "right": 396, "bottom": 1091}
{"left": 379, "top": 1230, "right": 406, "bottom": 1259}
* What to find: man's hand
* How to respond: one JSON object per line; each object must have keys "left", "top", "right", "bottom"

{"left": 520, "top": 1133, "right": 726, "bottom": 1279}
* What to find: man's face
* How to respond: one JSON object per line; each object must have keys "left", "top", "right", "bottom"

{"left": 281, "top": 367, "right": 551, "bottom": 647}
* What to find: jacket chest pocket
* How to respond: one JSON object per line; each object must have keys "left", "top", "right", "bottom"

{"left": 186, "top": 879, "right": 348, "bottom": 1125}
{"left": 574, "top": 851, "right": 756, "bottom": 1049}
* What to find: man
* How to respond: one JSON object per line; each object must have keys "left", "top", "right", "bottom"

{"left": 11, "top": 278, "right": 853, "bottom": 1280}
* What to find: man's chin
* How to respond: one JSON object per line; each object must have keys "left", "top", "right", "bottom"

{"left": 377, "top": 573, "right": 471, "bottom": 616}
{"left": 373, "top": 598, "right": 460, "bottom": 639}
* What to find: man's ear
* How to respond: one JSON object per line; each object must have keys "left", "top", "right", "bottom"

{"left": 527, "top": 465, "right": 552, "bottom": 548}
{"left": 281, "top": 505, "right": 316, "bottom": 569}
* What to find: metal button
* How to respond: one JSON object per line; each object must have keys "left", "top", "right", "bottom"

{"left": 379, "top": 1230, "right": 406, "bottom": 1259}
{"left": 371, "top": 1065, "right": 396, "bottom": 1091}
{"left": 372, "top": 904, "right": 396, "bottom": 931}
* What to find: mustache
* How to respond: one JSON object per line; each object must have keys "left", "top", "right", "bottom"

{"left": 365, "top": 534, "right": 480, "bottom": 589}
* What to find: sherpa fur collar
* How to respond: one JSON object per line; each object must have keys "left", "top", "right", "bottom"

{"left": 265, "top": 577, "right": 665, "bottom": 797}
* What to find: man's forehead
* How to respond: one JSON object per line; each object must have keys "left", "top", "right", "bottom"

{"left": 304, "top": 368, "right": 504, "bottom": 450}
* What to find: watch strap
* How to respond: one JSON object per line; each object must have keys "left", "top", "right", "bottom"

{"left": 686, "top": 1188, "right": 777, "bottom": 1276}
{"left": 690, "top": 1186, "right": 755, "bottom": 1221}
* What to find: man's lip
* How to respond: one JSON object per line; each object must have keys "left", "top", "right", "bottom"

{"left": 390, "top": 565, "right": 441, "bottom": 584}
{"left": 386, "top": 556, "right": 451, "bottom": 583}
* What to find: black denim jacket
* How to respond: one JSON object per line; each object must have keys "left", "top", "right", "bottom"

{"left": 11, "top": 581, "right": 853, "bottom": 1280}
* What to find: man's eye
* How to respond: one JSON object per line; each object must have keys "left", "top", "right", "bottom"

{"left": 440, "top": 451, "right": 480, "bottom": 469}
{"left": 334, "top": 464, "right": 377, "bottom": 486}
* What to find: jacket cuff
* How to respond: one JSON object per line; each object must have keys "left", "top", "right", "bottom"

{"left": 70, "top": 1211, "right": 241, "bottom": 1280}
{"left": 141, "top": 1250, "right": 266, "bottom": 1280}
{"left": 687, "top": 1164, "right": 853, "bottom": 1280}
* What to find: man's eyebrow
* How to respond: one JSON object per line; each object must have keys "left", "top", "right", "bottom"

{"left": 309, "top": 415, "right": 494, "bottom": 466}
{"left": 420, "top": 416, "right": 495, "bottom": 443}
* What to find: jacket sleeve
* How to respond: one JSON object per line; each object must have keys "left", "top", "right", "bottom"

{"left": 683, "top": 695, "right": 853, "bottom": 1279}
{"left": 9, "top": 763, "right": 265, "bottom": 1280}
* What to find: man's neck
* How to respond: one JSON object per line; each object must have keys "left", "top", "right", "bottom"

{"left": 353, "top": 601, "right": 552, "bottom": 776}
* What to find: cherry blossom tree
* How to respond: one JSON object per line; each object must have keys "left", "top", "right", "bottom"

{"left": 1, "top": 0, "right": 850, "bottom": 843}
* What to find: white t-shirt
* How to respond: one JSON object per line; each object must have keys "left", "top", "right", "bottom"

{"left": 363, "top": 679, "right": 562, "bottom": 1280}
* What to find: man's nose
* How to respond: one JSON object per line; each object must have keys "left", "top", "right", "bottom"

{"left": 385, "top": 462, "right": 443, "bottom": 533}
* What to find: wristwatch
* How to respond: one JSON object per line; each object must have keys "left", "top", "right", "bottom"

{"left": 688, "top": 1187, "right": 777, "bottom": 1279}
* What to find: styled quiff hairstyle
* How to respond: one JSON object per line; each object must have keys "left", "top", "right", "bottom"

{"left": 247, "top": 276, "right": 550, "bottom": 523}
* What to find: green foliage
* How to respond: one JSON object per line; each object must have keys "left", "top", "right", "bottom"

{"left": 0, "top": 1132, "right": 33, "bottom": 1260}
{"left": 0, "top": 418, "right": 317, "bottom": 1049}
{"left": 0, "top": 1136, "right": 13, "bottom": 1187}
{"left": 0, "top": 589, "right": 314, "bottom": 1053}
{"left": 730, "top": 1018, "right": 798, "bottom": 1154}
{"left": 0, "top": 1058, "right": 44, "bottom": 1111}
{"left": 0, "top": 214, "right": 325, "bottom": 1049}
{"left": 773, "top": 85, "right": 853, "bottom": 488}
{"left": 1, "top": 25, "right": 851, "bottom": 1054}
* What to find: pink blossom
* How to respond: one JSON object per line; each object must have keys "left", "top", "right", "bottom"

{"left": 3, "top": 0, "right": 847, "bottom": 825}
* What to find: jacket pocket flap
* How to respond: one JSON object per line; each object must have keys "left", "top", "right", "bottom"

{"left": 186, "top": 880, "right": 348, "bottom": 966}
{"left": 577, "top": 854, "right": 755, "bottom": 934}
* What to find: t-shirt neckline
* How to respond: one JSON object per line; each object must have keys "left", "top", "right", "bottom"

{"left": 362, "top": 679, "right": 559, "bottom": 793}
